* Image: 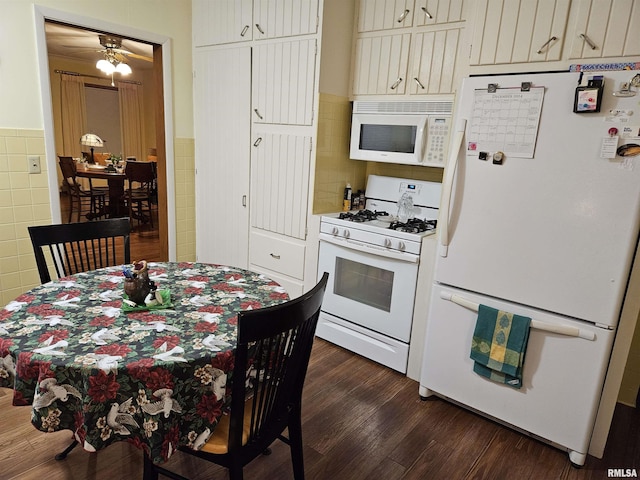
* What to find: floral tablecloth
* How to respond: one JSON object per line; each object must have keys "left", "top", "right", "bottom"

{"left": 0, "top": 262, "right": 288, "bottom": 463}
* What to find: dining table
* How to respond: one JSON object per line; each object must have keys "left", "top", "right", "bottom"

{"left": 0, "top": 262, "right": 289, "bottom": 464}
{"left": 76, "top": 166, "right": 126, "bottom": 218}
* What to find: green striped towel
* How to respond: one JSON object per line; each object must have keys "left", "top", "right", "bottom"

{"left": 470, "top": 304, "right": 531, "bottom": 389}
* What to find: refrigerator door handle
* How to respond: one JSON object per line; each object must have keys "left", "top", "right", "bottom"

{"left": 439, "top": 291, "right": 597, "bottom": 340}
{"left": 439, "top": 118, "right": 466, "bottom": 257}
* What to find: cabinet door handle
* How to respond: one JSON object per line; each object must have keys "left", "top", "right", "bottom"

{"left": 240, "top": 25, "right": 250, "bottom": 37}
{"left": 536, "top": 36, "right": 558, "bottom": 54}
{"left": 579, "top": 33, "right": 598, "bottom": 50}
{"left": 390, "top": 77, "right": 403, "bottom": 90}
{"left": 255, "top": 23, "right": 265, "bottom": 34}
{"left": 397, "top": 9, "right": 410, "bottom": 23}
{"left": 254, "top": 108, "right": 263, "bottom": 120}
{"left": 253, "top": 137, "right": 262, "bottom": 147}
{"left": 421, "top": 6, "right": 432, "bottom": 19}
{"left": 413, "top": 77, "right": 425, "bottom": 89}
{"left": 242, "top": 195, "right": 247, "bottom": 207}
{"left": 269, "top": 253, "right": 281, "bottom": 260}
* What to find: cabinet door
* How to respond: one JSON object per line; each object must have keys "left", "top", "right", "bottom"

{"left": 352, "top": 33, "right": 412, "bottom": 95}
{"left": 410, "top": 26, "right": 463, "bottom": 94}
{"left": 567, "top": 0, "right": 640, "bottom": 59}
{"left": 253, "top": 0, "right": 319, "bottom": 39}
{"left": 193, "top": 0, "right": 253, "bottom": 46}
{"left": 469, "top": 0, "right": 570, "bottom": 65}
{"left": 357, "top": 0, "right": 416, "bottom": 32}
{"left": 250, "top": 132, "right": 312, "bottom": 240}
{"left": 194, "top": 47, "right": 251, "bottom": 268}
{"left": 412, "top": 0, "right": 466, "bottom": 27}
{"left": 252, "top": 39, "right": 317, "bottom": 125}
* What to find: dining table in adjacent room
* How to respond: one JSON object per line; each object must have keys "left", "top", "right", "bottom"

{"left": 76, "top": 166, "right": 126, "bottom": 218}
{"left": 0, "top": 262, "right": 289, "bottom": 464}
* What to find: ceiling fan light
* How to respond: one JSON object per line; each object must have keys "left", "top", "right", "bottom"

{"left": 115, "top": 62, "right": 132, "bottom": 75}
{"left": 97, "top": 59, "right": 116, "bottom": 74}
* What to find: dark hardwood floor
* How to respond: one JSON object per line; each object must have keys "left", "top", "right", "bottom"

{"left": 0, "top": 339, "right": 637, "bottom": 480}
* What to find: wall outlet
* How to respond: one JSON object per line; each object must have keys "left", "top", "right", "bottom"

{"left": 28, "top": 156, "right": 41, "bottom": 174}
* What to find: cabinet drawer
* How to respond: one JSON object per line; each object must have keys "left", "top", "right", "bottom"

{"left": 250, "top": 232, "right": 306, "bottom": 280}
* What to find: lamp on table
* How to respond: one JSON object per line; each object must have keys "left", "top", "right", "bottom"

{"left": 80, "top": 133, "right": 104, "bottom": 164}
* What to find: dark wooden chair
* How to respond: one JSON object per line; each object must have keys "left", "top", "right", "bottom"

{"left": 124, "top": 160, "right": 156, "bottom": 229}
{"left": 28, "top": 217, "right": 131, "bottom": 460}
{"left": 28, "top": 218, "right": 131, "bottom": 284}
{"left": 58, "top": 156, "right": 106, "bottom": 222}
{"left": 143, "top": 272, "right": 330, "bottom": 480}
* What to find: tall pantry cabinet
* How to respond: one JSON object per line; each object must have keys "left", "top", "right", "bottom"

{"left": 193, "top": 0, "right": 352, "bottom": 297}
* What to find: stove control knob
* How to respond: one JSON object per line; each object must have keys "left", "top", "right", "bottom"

{"left": 384, "top": 238, "right": 392, "bottom": 248}
{"left": 398, "top": 241, "right": 406, "bottom": 251}
{"left": 343, "top": 229, "right": 350, "bottom": 239}
{"left": 331, "top": 227, "right": 339, "bottom": 236}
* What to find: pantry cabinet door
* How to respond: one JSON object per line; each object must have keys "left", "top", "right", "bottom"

{"left": 193, "top": 0, "right": 253, "bottom": 46}
{"left": 567, "top": 0, "right": 640, "bottom": 59}
{"left": 250, "top": 132, "right": 312, "bottom": 240}
{"left": 253, "top": 0, "right": 319, "bottom": 39}
{"left": 357, "top": 0, "right": 416, "bottom": 32}
{"left": 469, "top": 0, "right": 570, "bottom": 65}
{"left": 412, "top": 0, "right": 466, "bottom": 27}
{"left": 352, "top": 33, "right": 411, "bottom": 95}
{"left": 194, "top": 47, "right": 251, "bottom": 268}
{"left": 252, "top": 39, "right": 317, "bottom": 125}
{"left": 410, "top": 26, "right": 464, "bottom": 94}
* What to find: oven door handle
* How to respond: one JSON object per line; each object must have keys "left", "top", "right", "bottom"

{"left": 439, "top": 118, "right": 466, "bottom": 257}
{"left": 319, "top": 234, "right": 419, "bottom": 263}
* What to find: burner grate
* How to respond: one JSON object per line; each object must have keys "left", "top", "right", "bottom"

{"left": 389, "top": 218, "right": 437, "bottom": 233}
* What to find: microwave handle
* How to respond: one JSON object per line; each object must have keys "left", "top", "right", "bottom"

{"left": 439, "top": 118, "right": 466, "bottom": 257}
{"left": 416, "top": 116, "right": 428, "bottom": 164}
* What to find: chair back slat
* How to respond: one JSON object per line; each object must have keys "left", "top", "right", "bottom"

{"left": 28, "top": 218, "right": 131, "bottom": 284}
{"left": 227, "top": 272, "right": 329, "bottom": 456}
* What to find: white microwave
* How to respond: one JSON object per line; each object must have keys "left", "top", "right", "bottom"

{"left": 350, "top": 101, "right": 453, "bottom": 167}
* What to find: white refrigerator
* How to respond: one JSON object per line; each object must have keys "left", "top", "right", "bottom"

{"left": 419, "top": 70, "right": 640, "bottom": 466}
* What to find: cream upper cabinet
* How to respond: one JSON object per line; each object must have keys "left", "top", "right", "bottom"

{"left": 253, "top": 0, "right": 319, "bottom": 39}
{"left": 193, "top": 0, "right": 318, "bottom": 47}
{"left": 193, "top": 0, "right": 253, "bottom": 46}
{"left": 357, "top": 0, "right": 416, "bottom": 32}
{"left": 409, "top": 26, "right": 464, "bottom": 94}
{"left": 352, "top": 33, "right": 412, "bottom": 95}
{"left": 566, "top": 0, "right": 640, "bottom": 59}
{"left": 412, "top": 0, "right": 466, "bottom": 27}
{"left": 252, "top": 39, "right": 317, "bottom": 125}
{"left": 469, "top": 0, "right": 571, "bottom": 65}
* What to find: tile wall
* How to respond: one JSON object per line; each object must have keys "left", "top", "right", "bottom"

{"left": 174, "top": 137, "right": 196, "bottom": 261}
{"left": 0, "top": 129, "right": 50, "bottom": 305}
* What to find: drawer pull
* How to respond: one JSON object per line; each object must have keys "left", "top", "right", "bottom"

{"left": 390, "top": 77, "right": 403, "bottom": 90}
{"left": 270, "top": 253, "right": 281, "bottom": 260}
{"left": 579, "top": 33, "right": 598, "bottom": 50}
{"left": 536, "top": 36, "right": 557, "bottom": 54}
{"left": 397, "top": 9, "right": 410, "bottom": 23}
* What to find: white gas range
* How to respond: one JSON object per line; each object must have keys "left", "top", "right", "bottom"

{"left": 317, "top": 175, "right": 441, "bottom": 373}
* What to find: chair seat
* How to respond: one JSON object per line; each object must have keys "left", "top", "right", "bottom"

{"left": 201, "top": 399, "right": 253, "bottom": 454}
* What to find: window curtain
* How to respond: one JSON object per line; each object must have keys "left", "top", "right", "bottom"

{"left": 60, "top": 74, "right": 87, "bottom": 158}
{"left": 118, "top": 82, "right": 145, "bottom": 161}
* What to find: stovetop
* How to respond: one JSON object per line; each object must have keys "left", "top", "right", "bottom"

{"left": 337, "top": 209, "right": 436, "bottom": 234}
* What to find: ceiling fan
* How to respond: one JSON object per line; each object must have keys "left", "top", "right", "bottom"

{"left": 95, "top": 35, "right": 153, "bottom": 64}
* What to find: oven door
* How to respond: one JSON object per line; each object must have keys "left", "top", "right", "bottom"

{"left": 317, "top": 239, "right": 418, "bottom": 342}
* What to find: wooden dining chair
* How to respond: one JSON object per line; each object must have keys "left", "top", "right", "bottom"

{"left": 143, "top": 272, "right": 330, "bottom": 480}
{"left": 124, "top": 160, "right": 156, "bottom": 229}
{"left": 58, "top": 156, "right": 107, "bottom": 222}
{"left": 28, "top": 218, "right": 131, "bottom": 284}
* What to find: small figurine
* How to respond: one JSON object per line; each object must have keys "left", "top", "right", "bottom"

{"left": 123, "top": 260, "right": 152, "bottom": 305}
